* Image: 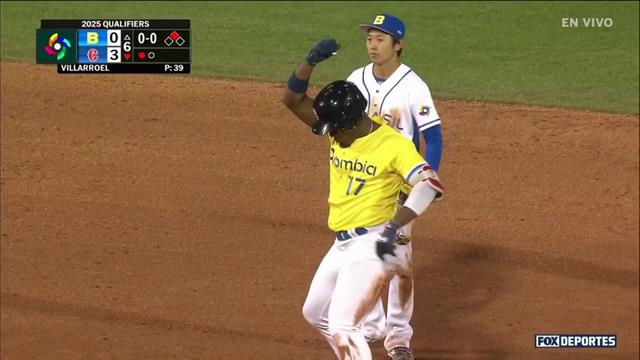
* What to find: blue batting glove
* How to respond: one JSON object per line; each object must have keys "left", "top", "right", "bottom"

{"left": 376, "top": 222, "right": 399, "bottom": 260}
{"left": 305, "top": 39, "right": 340, "bottom": 65}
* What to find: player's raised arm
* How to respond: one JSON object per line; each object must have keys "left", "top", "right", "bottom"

{"left": 282, "top": 39, "right": 340, "bottom": 129}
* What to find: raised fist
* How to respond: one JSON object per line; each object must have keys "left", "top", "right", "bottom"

{"left": 306, "top": 39, "right": 340, "bottom": 65}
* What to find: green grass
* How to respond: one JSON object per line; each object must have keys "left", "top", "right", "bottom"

{"left": 2, "top": 1, "right": 638, "bottom": 113}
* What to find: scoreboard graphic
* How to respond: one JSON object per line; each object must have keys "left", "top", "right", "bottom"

{"left": 36, "top": 19, "right": 191, "bottom": 74}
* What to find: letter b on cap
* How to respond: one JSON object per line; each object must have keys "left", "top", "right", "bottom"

{"left": 373, "top": 15, "right": 385, "bottom": 25}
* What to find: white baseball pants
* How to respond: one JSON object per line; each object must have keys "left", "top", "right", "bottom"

{"left": 302, "top": 228, "right": 410, "bottom": 359}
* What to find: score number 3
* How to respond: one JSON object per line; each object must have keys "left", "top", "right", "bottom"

{"left": 346, "top": 176, "right": 366, "bottom": 196}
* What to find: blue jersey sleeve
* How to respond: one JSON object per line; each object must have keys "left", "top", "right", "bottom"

{"left": 421, "top": 125, "right": 442, "bottom": 172}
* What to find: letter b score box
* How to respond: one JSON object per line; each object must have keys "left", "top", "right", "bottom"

{"left": 36, "top": 19, "right": 191, "bottom": 73}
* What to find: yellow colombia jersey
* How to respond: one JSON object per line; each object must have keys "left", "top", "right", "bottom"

{"left": 327, "top": 121, "right": 426, "bottom": 231}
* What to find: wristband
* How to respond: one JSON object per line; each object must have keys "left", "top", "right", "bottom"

{"left": 287, "top": 72, "right": 309, "bottom": 94}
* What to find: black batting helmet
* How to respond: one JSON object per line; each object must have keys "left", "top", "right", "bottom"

{"left": 312, "top": 80, "right": 367, "bottom": 136}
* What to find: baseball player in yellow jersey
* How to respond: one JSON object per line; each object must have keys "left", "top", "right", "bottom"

{"left": 282, "top": 39, "right": 444, "bottom": 360}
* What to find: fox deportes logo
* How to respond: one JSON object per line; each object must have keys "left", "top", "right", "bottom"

{"left": 535, "top": 334, "right": 617, "bottom": 348}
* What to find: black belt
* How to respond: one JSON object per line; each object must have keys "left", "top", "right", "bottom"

{"left": 335, "top": 227, "right": 369, "bottom": 241}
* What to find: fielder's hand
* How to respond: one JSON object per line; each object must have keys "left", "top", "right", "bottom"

{"left": 376, "top": 223, "right": 399, "bottom": 260}
{"left": 306, "top": 39, "right": 340, "bottom": 65}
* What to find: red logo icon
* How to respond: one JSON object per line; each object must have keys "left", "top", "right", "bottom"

{"left": 87, "top": 48, "right": 99, "bottom": 62}
{"left": 123, "top": 53, "right": 131, "bottom": 60}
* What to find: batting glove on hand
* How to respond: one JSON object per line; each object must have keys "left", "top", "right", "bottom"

{"left": 376, "top": 223, "right": 399, "bottom": 261}
{"left": 305, "top": 39, "right": 340, "bottom": 65}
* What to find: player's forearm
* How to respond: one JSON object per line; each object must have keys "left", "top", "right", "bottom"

{"left": 282, "top": 61, "right": 319, "bottom": 128}
{"left": 282, "top": 62, "right": 315, "bottom": 108}
{"left": 390, "top": 180, "right": 438, "bottom": 227}
{"left": 390, "top": 206, "right": 419, "bottom": 228}
{"left": 294, "top": 62, "right": 315, "bottom": 81}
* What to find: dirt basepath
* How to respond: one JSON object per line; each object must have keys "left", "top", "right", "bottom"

{"left": 2, "top": 62, "right": 638, "bottom": 359}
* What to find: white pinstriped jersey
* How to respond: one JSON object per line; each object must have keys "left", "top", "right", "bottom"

{"left": 347, "top": 63, "right": 440, "bottom": 142}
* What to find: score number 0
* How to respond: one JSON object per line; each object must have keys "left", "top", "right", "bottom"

{"left": 106, "top": 30, "right": 122, "bottom": 62}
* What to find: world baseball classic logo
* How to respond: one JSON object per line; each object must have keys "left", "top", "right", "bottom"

{"left": 535, "top": 334, "right": 617, "bottom": 348}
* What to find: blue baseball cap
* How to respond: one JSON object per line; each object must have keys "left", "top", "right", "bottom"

{"left": 359, "top": 14, "right": 405, "bottom": 39}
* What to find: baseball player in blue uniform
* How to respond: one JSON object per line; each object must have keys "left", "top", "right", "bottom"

{"left": 348, "top": 14, "right": 443, "bottom": 360}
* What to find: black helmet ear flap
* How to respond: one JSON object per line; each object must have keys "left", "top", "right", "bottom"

{"left": 312, "top": 119, "right": 340, "bottom": 136}
{"left": 312, "top": 108, "right": 338, "bottom": 136}
{"left": 312, "top": 121, "right": 329, "bottom": 136}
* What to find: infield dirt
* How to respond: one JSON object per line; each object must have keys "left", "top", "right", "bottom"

{"left": 1, "top": 62, "right": 638, "bottom": 359}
